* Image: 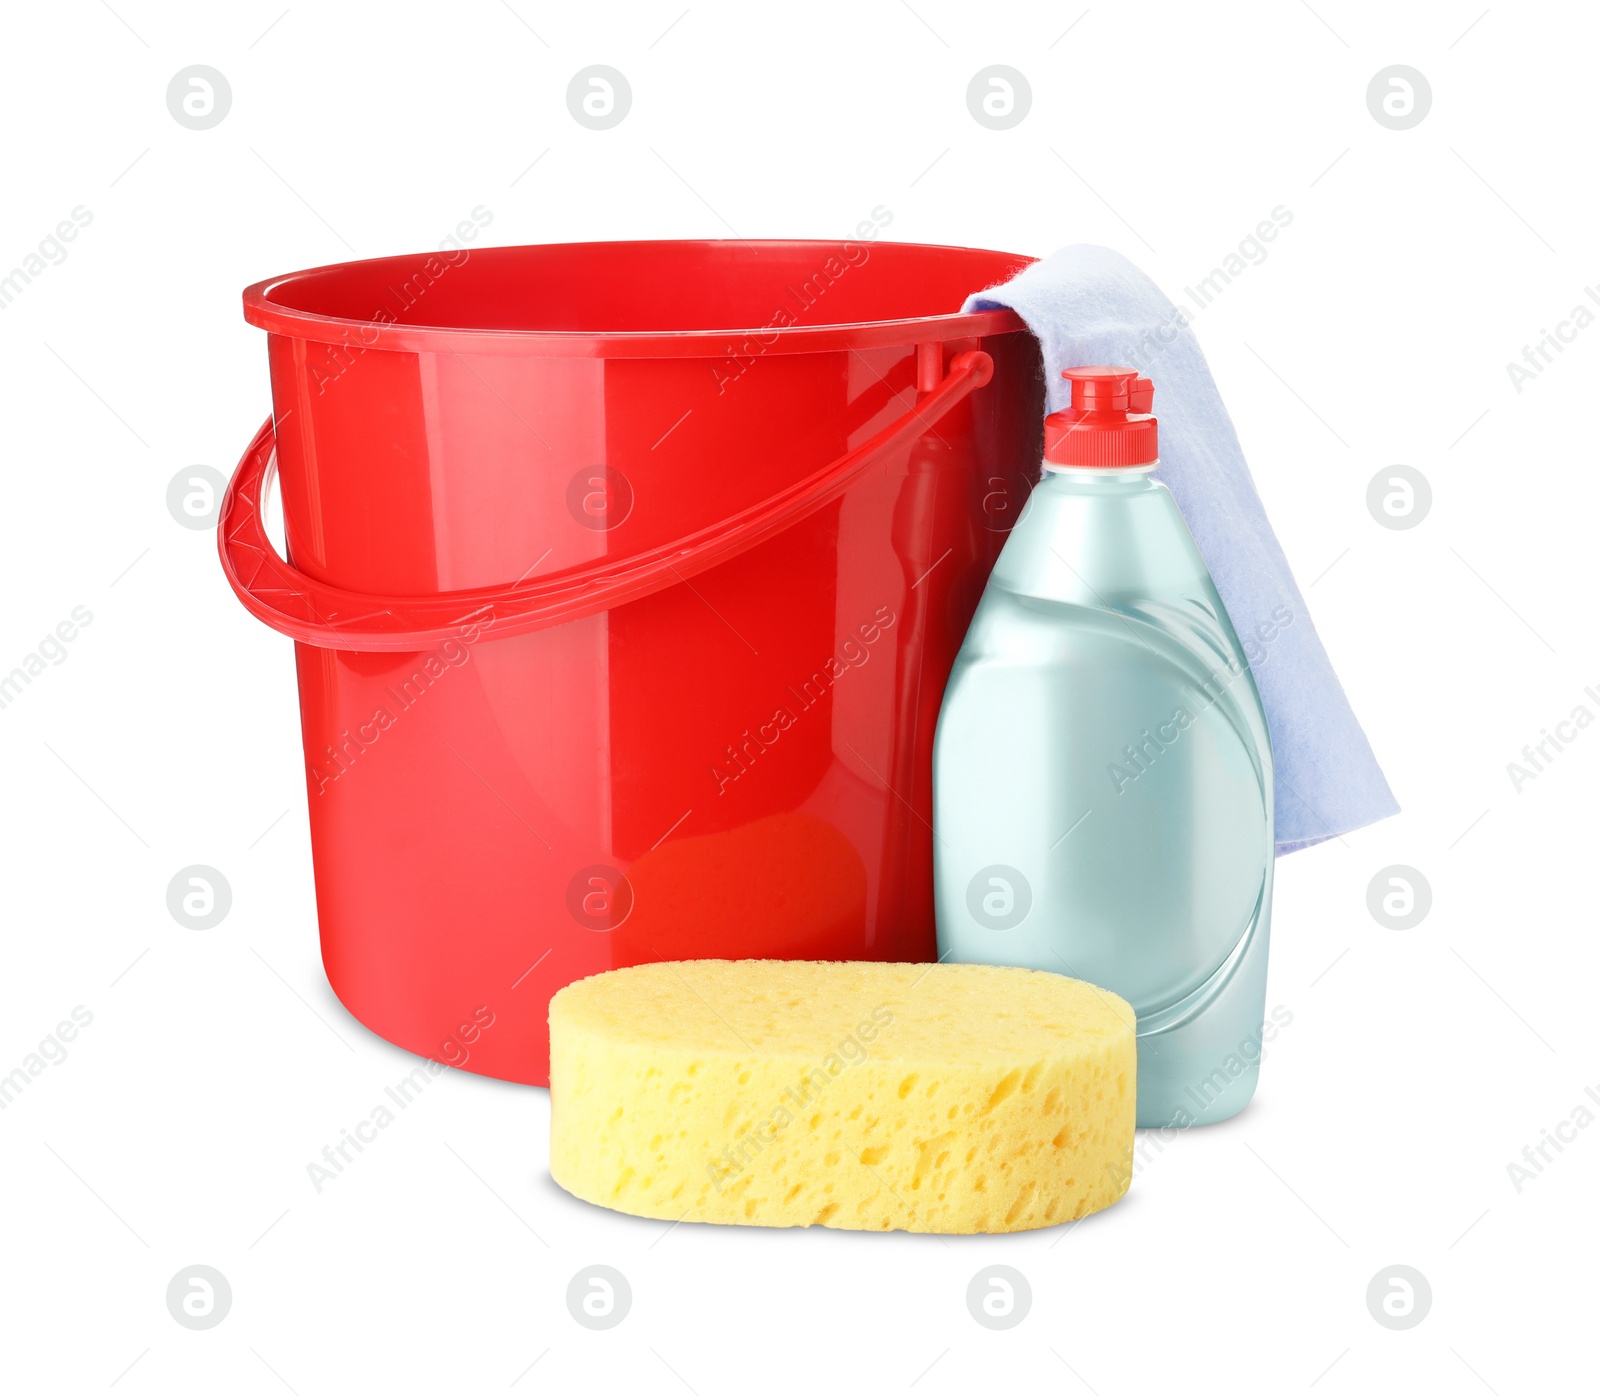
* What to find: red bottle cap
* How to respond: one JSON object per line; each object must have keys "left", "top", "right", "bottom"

{"left": 1044, "top": 367, "right": 1158, "bottom": 468}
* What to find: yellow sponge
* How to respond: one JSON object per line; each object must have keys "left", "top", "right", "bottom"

{"left": 548, "top": 960, "right": 1135, "bottom": 1234}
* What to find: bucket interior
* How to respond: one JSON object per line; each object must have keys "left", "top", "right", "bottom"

{"left": 254, "top": 240, "right": 1032, "bottom": 337}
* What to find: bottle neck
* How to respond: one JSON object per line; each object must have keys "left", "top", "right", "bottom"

{"left": 993, "top": 456, "right": 1194, "bottom": 602}
{"left": 1041, "top": 459, "right": 1159, "bottom": 484}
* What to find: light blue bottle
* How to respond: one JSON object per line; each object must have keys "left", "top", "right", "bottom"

{"left": 934, "top": 368, "right": 1273, "bottom": 1127}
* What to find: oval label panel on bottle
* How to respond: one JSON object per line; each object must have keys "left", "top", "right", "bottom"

{"left": 1041, "top": 631, "right": 1270, "bottom": 1017}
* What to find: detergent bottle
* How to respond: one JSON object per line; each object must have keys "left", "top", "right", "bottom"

{"left": 933, "top": 367, "right": 1274, "bottom": 1127}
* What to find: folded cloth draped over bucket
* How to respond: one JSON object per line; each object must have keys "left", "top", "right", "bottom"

{"left": 964, "top": 244, "right": 1397, "bottom": 854}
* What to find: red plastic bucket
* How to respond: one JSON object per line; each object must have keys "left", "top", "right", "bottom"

{"left": 222, "top": 239, "right": 1041, "bottom": 1085}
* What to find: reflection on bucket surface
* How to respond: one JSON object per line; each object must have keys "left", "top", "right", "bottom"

{"left": 617, "top": 814, "right": 868, "bottom": 963}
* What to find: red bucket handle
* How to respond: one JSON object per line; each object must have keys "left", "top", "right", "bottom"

{"left": 219, "top": 350, "right": 994, "bottom": 652}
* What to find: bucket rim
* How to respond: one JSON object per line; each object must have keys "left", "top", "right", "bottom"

{"left": 242, "top": 238, "right": 1034, "bottom": 359}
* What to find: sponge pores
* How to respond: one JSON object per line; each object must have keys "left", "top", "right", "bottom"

{"left": 549, "top": 959, "right": 1135, "bottom": 1234}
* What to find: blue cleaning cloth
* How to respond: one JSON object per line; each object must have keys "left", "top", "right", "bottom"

{"left": 965, "top": 243, "right": 1397, "bottom": 853}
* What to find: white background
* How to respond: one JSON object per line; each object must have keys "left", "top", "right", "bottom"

{"left": 2, "top": 1, "right": 1595, "bottom": 1392}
